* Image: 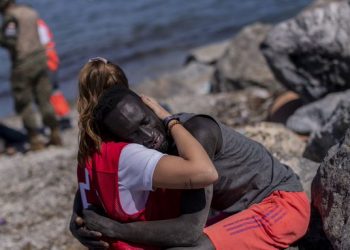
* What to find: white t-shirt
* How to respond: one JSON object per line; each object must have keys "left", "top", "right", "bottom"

{"left": 118, "top": 143, "right": 166, "bottom": 215}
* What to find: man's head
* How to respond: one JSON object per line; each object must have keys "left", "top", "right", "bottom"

{"left": 94, "top": 85, "right": 169, "bottom": 152}
{"left": 0, "top": 0, "right": 13, "bottom": 12}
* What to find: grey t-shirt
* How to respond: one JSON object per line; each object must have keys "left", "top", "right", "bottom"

{"left": 179, "top": 113, "right": 303, "bottom": 213}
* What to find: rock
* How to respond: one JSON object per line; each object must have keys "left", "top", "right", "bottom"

{"left": 0, "top": 113, "right": 80, "bottom": 249}
{"left": 211, "top": 23, "right": 280, "bottom": 93}
{"left": 185, "top": 40, "right": 230, "bottom": 65}
{"left": 304, "top": 99, "right": 350, "bottom": 162}
{"left": 241, "top": 122, "right": 306, "bottom": 158}
{"left": 307, "top": 0, "right": 344, "bottom": 10}
{"left": 298, "top": 206, "right": 333, "bottom": 250}
{"left": 312, "top": 128, "right": 350, "bottom": 249}
{"left": 286, "top": 90, "right": 350, "bottom": 135}
{"left": 261, "top": 1, "right": 350, "bottom": 101}
{"left": 135, "top": 62, "right": 214, "bottom": 99}
{"left": 164, "top": 87, "right": 273, "bottom": 127}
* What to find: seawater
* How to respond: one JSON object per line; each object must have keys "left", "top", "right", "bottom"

{"left": 0, "top": 0, "right": 311, "bottom": 117}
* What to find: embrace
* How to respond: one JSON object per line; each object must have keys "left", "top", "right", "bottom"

{"left": 70, "top": 58, "right": 310, "bottom": 250}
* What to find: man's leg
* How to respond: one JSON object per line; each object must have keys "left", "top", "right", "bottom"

{"left": 34, "top": 68, "right": 62, "bottom": 146}
{"left": 166, "top": 235, "right": 214, "bottom": 250}
{"left": 204, "top": 191, "right": 310, "bottom": 250}
{"left": 11, "top": 68, "right": 44, "bottom": 150}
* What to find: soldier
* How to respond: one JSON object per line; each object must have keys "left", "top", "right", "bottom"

{"left": 0, "top": 0, "right": 62, "bottom": 150}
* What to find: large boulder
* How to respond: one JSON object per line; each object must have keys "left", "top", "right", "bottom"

{"left": 211, "top": 23, "right": 280, "bottom": 93}
{"left": 185, "top": 40, "right": 230, "bottom": 65}
{"left": 304, "top": 99, "right": 350, "bottom": 162}
{"left": 307, "top": 0, "right": 344, "bottom": 9}
{"left": 261, "top": 1, "right": 350, "bottom": 101}
{"left": 312, "top": 128, "right": 350, "bottom": 249}
{"left": 286, "top": 90, "right": 350, "bottom": 135}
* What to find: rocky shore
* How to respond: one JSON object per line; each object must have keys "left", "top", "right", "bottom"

{"left": 1, "top": 0, "right": 349, "bottom": 249}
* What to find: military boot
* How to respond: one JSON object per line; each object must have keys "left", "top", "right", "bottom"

{"left": 49, "top": 127, "right": 63, "bottom": 146}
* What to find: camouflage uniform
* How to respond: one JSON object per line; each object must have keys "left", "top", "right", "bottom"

{"left": 0, "top": 3, "right": 61, "bottom": 148}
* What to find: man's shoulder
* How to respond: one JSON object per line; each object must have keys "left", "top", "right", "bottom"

{"left": 177, "top": 112, "right": 216, "bottom": 124}
{"left": 179, "top": 113, "right": 221, "bottom": 137}
{"left": 9, "top": 4, "right": 37, "bottom": 16}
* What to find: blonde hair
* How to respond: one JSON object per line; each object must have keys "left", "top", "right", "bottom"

{"left": 77, "top": 59, "right": 129, "bottom": 165}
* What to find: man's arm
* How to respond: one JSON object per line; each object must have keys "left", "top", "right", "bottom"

{"left": 83, "top": 116, "right": 221, "bottom": 247}
{"left": 84, "top": 186, "right": 213, "bottom": 247}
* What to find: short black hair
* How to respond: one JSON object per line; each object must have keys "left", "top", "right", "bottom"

{"left": 93, "top": 85, "right": 140, "bottom": 131}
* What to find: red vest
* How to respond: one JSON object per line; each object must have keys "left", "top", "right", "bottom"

{"left": 37, "top": 18, "right": 59, "bottom": 71}
{"left": 77, "top": 142, "right": 182, "bottom": 250}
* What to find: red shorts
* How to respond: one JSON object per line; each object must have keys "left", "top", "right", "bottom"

{"left": 204, "top": 191, "right": 310, "bottom": 250}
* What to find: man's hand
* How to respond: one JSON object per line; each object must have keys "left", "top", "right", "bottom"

{"left": 69, "top": 191, "right": 109, "bottom": 249}
{"left": 83, "top": 209, "right": 122, "bottom": 239}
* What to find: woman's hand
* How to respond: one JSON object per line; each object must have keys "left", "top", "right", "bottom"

{"left": 141, "top": 95, "right": 171, "bottom": 120}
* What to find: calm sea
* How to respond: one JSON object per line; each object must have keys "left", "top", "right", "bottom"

{"left": 0, "top": 0, "right": 311, "bottom": 117}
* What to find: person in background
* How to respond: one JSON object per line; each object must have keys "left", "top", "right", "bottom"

{"left": 70, "top": 58, "right": 310, "bottom": 250}
{"left": 0, "top": 0, "right": 62, "bottom": 150}
{"left": 37, "top": 18, "right": 72, "bottom": 129}
{"left": 0, "top": 122, "right": 27, "bottom": 155}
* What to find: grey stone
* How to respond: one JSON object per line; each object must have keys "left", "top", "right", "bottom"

{"left": 307, "top": 0, "right": 344, "bottom": 10}
{"left": 135, "top": 62, "right": 214, "bottom": 99}
{"left": 286, "top": 90, "right": 350, "bottom": 135}
{"left": 211, "top": 23, "right": 281, "bottom": 93}
{"left": 261, "top": 1, "right": 350, "bottom": 101}
{"left": 165, "top": 87, "right": 273, "bottom": 128}
{"left": 185, "top": 40, "right": 230, "bottom": 65}
{"left": 312, "top": 128, "right": 350, "bottom": 249}
{"left": 0, "top": 112, "right": 81, "bottom": 250}
{"left": 304, "top": 99, "right": 350, "bottom": 162}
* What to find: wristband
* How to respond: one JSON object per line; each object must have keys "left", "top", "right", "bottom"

{"left": 163, "top": 115, "right": 180, "bottom": 128}
{"left": 168, "top": 120, "right": 182, "bottom": 134}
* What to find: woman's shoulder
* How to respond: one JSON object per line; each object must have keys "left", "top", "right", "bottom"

{"left": 100, "top": 141, "right": 129, "bottom": 154}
